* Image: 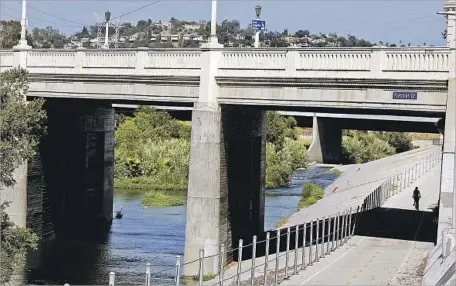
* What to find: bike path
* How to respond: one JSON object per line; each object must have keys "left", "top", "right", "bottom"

{"left": 280, "top": 163, "right": 440, "bottom": 285}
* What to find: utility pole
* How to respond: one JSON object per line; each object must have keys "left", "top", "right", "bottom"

{"left": 14, "top": 0, "right": 31, "bottom": 50}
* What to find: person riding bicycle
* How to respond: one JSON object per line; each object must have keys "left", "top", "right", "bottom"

{"left": 413, "top": 187, "right": 421, "bottom": 210}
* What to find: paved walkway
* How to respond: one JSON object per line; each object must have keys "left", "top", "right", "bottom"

{"left": 284, "top": 145, "right": 440, "bottom": 228}
{"left": 280, "top": 163, "right": 441, "bottom": 286}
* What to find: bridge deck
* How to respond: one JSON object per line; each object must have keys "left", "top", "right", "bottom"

{"left": 280, "top": 163, "right": 440, "bottom": 285}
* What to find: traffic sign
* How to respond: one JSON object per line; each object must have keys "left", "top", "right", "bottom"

{"left": 252, "top": 19, "right": 266, "bottom": 31}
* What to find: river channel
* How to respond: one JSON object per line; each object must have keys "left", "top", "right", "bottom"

{"left": 28, "top": 166, "right": 339, "bottom": 285}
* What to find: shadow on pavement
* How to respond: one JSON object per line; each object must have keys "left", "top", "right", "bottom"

{"left": 354, "top": 207, "right": 438, "bottom": 244}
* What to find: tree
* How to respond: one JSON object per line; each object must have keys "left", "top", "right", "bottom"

{"left": 182, "top": 39, "right": 200, "bottom": 48}
{"left": 31, "top": 26, "right": 67, "bottom": 48}
{"left": 0, "top": 68, "right": 45, "bottom": 284}
{"left": 0, "top": 20, "right": 21, "bottom": 48}
{"left": 295, "top": 29, "right": 310, "bottom": 37}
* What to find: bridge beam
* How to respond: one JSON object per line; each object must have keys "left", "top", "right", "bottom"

{"left": 308, "top": 117, "right": 342, "bottom": 164}
{"left": 40, "top": 99, "right": 115, "bottom": 238}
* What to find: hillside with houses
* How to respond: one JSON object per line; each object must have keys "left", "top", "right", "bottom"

{"left": 1, "top": 17, "right": 421, "bottom": 49}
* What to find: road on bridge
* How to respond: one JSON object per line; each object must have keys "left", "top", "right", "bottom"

{"left": 281, "top": 164, "right": 440, "bottom": 286}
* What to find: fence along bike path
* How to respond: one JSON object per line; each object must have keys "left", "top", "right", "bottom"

{"left": 280, "top": 164, "right": 440, "bottom": 286}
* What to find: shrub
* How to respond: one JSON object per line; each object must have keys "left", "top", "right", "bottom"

{"left": 297, "top": 183, "right": 324, "bottom": 209}
{"left": 141, "top": 191, "right": 185, "bottom": 207}
{"left": 375, "top": 132, "right": 413, "bottom": 153}
{"left": 265, "top": 142, "right": 293, "bottom": 189}
{"left": 284, "top": 138, "right": 308, "bottom": 170}
{"left": 342, "top": 131, "right": 396, "bottom": 164}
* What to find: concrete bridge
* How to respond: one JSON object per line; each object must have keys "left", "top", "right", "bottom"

{"left": 0, "top": 2, "right": 455, "bottom": 282}
{"left": 0, "top": 47, "right": 450, "bottom": 116}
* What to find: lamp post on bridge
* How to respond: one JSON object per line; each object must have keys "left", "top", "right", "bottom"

{"left": 208, "top": 0, "right": 219, "bottom": 45}
{"left": 254, "top": 5, "right": 262, "bottom": 48}
{"left": 14, "top": 0, "right": 32, "bottom": 50}
{"left": 103, "top": 11, "right": 111, "bottom": 49}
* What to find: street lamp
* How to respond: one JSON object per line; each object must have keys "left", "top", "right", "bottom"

{"left": 103, "top": 11, "right": 111, "bottom": 49}
{"left": 255, "top": 5, "right": 262, "bottom": 18}
{"left": 254, "top": 5, "right": 262, "bottom": 48}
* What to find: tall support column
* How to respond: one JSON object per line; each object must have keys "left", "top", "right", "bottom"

{"left": 184, "top": 103, "right": 228, "bottom": 276}
{"left": 184, "top": 5, "right": 224, "bottom": 273}
{"left": 41, "top": 99, "right": 115, "bottom": 238}
{"left": 307, "top": 117, "right": 342, "bottom": 164}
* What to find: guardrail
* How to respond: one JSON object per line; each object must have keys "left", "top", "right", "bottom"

{"left": 62, "top": 149, "right": 441, "bottom": 286}
{"left": 0, "top": 47, "right": 450, "bottom": 80}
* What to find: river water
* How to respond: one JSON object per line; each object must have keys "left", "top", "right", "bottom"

{"left": 28, "top": 166, "right": 338, "bottom": 285}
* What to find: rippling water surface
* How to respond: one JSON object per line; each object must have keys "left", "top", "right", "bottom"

{"left": 29, "top": 166, "right": 338, "bottom": 285}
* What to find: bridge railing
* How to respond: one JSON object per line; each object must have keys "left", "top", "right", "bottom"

{"left": 0, "top": 47, "right": 449, "bottom": 80}
{"left": 91, "top": 149, "right": 441, "bottom": 286}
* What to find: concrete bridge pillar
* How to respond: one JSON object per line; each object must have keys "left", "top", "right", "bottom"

{"left": 184, "top": 30, "right": 267, "bottom": 274}
{"left": 307, "top": 117, "right": 342, "bottom": 164}
{"left": 184, "top": 104, "right": 266, "bottom": 276}
{"left": 40, "top": 99, "right": 115, "bottom": 238}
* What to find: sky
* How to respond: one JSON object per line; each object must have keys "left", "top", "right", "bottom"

{"left": 0, "top": 0, "right": 448, "bottom": 46}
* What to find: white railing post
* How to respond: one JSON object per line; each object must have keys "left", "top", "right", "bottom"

{"left": 370, "top": 49, "right": 385, "bottom": 78}
{"left": 198, "top": 249, "right": 205, "bottom": 286}
{"left": 236, "top": 239, "right": 243, "bottom": 286}
{"left": 263, "top": 232, "right": 270, "bottom": 286}
{"left": 285, "top": 227, "right": 291, "bottom": 279}
{"left": 109, "top": 272, "right": 115, "bottom": 286}
{"left": 219, "top": 244, "right": 225, "bottom": 286}
{"left": 274, "top": 229, "right": 280, "bottom": 285}
{"left": 301, "top": 223, "right": 307, "bottom": 270}
{"left": 250, "top": 235, "right": 257, "bottom": 286}
{"left": 285, "top": 49, "right": 299, "bottom": 77}
{"left": 294, "top": 225, "right": 299, "bottom": 275}
{"left": 175, "top": 256, "right": 181, "bottom": 286}
{"left": 136, "top": 49, "right": 147, "bottom": 73}
{"left": 315, "top": 218, "right": 320, "bottom": 262}
{"left": 321, "top": 217, "right": 325, "bottom": 258}
{"left": 309, "top": 221, "right": 313, "bottom": 265}
{"left": 145, "top": 262, "right": 151, "bottom": 286}
{"left": 327, "top": 216, "right": 331, "bottom": 254}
